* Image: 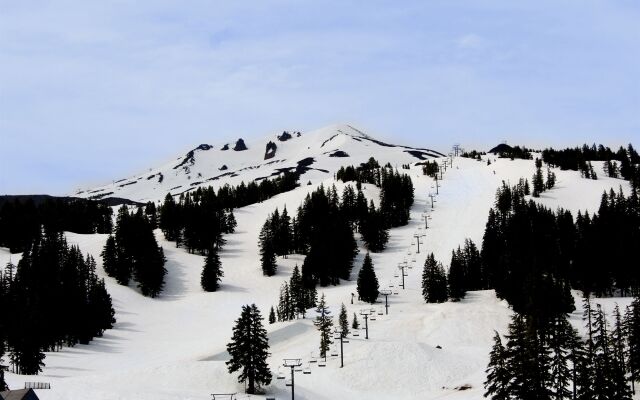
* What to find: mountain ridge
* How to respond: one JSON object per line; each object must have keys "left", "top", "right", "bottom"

{"left": 74, "top": 124, "right": 444, "bottom": 203}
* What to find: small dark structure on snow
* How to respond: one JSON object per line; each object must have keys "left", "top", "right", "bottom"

{"left": 0, "top": 388, "right": 40, "bottom": 400}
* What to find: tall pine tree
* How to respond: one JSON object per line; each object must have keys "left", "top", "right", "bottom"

{"left": 422, "top": 253, "right": 448, "bottom": 303}
{"left": 226, "top": 304, "right": 272, "bottom": 394}
{"left": 201, "top": 248, "right": 223, "bottom": 292}
{"left": 313, "top": 294, "right": 333, "bottom": 359}
{"left": 357, "top": 253, "right": 379, "bottom": 304}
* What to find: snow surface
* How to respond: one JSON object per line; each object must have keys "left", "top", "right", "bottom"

{"left": 3, "top": 134, "right": 638, "bottom": 399}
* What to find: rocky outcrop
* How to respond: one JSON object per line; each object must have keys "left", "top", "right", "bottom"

{"left": 264, "top": 141, "right": 277, "bottom": 160}
{"left": 233, "top": 139, "right": 248, "bottom": 151}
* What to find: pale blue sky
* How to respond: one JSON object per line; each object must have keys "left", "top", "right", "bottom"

{"left": 1, "top": 0, "right": 639, "bottom": 194}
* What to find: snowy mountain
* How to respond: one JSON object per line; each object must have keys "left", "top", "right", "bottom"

{"left": 1, "top": 129, "right": 638, "bottom": 400}
{"left": 74, "top": 124, "right": 444, "bottom": 203}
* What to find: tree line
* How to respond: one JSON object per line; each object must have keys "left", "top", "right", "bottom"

{"left": 0, "top": 197, "right": 113, "bottom": 253}
{"left": 542, "top": 143, "right": 640, "bottom": 188}
{"left": 102, "top": 205, "right": 167, "bottom": 297}
{"left": 272, "top": 265, "right": 318, "bottom": 322}
{"left": 485, "top": 297, "right": 639, "bottom": 399}
{"left": 421, "top": 239, "right": 482, "bottom": 304}
{"left": 336, "top": 157, "right": 415, "bottom": 228}
{"left": 460, "top": 180, "right": 640, "bottom": 398}
{"left": 158, "top": 171, "right": 300, "bottom": 256}
{"left": 259, "top": 181, "right": 395, "bottom": 288}
{"left": 0, "top": 229, "right": 115, "bottom": 375}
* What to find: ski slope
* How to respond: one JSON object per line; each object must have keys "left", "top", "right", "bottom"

{"left": 2, "top": 140, "right": 637, "bottom": 399}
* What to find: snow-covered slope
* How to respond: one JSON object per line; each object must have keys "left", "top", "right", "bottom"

{"left": 3, "top": 147, "right": 638, "bottom": 399}
{"left": 73, "top": 124, "right": 443, "bottom": 203}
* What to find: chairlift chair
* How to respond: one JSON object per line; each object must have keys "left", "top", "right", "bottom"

{"left": 276, "top": 367, "right": 286, "bottom": 380}
{"left": 353, "top": 330, "right": 360, "bottom": 337}
{"left": 285, "top": 379, "right": 293, "bottom": 387}
{"left": 303, "top": 364, "right": 311, "bottom": 375}
{"left": 318, "top": 360, "right": 327, "bottom": 367}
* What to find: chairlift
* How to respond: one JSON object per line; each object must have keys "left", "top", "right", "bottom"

{"left": 318, "top": 360, "right": 327, "bottom": 367}
{"left": 393, "top": 291, "right": 399, "bottom": 295}
{"left": 276, "top": 368, "right": 286, "bottom": 380}
{"left": 394, "top": 273, "right": 399, "bottom": 278}
{"left": 295, "top": 366, "right": 303, "bottom": 372}
{"left": 353, "top": 330, "right": 360, "bottom": 337}
{"left": 303, "top": 364, "right": 311, "bottom": 375}
{"left": 377, "top": 310, "right": 383, "bottom": 315}
{"left": 286, "top": 379, "right": 293, "bottom": 387}
{"left": 370, "top": 315, "right": 377, "bottom": 321}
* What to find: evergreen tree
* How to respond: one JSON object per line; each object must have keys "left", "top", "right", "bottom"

{"left": 101, "top": 235, "right": 118, "bottom": 278}
{"left": 533, "top": 164, "right": 545, "bottom": 197}
{"left": 548, "top": 315, "right": 578, "bottom": 400}
{"left": 201, "top": 248, "right": 223, "bottom": 292}
{"left": 144, "top": 201, "right": 157, "bottom": 229}
{"left": 484, "top": 331, "right": 511, "bottom": 400}
{"left": 352, "top": 312, "right": 360, "bottom": 329}
{"left": 226, "top": 304, "right": 272, "bottom": 394}
{"left": 463, "top": 239, "right": 484, "bottom": 290}
{"left": 338, "top": 303, "right": 350, "bottom": 338}
{"left": 611, "top": 304, "right": 632, "bottom": 399}
{"left": 289, "top": 265, "right": 304, "bottom": 318}
{"left": 625, "top": 297, "right": 640, "bottom": 393}
{"left": 357, "top": 253, "right": 379, "bottom": 304}
{"left": 159, "top": 193, "right": 181, "bottom": 242}
{"left": 278, "top": 207, "right": 292, "bottom": 258}
{"left": 268, "top": 306, "right": 276, "bottom": 325}
{"left": 313, "top": 294, "right": 333, "bottom": 359}
{"left": 360, "top": 201, "right": 389, "bottom": 252}
{"left": 277, "top": 283, "right": 291, "bottom": 322}
{"left": 503, "top": 314, "right": 536, "bottom": 399}
{"left": 448, "top": 248, "right": 466, "bottom": 301}
{"left": 421, "top": 253, "right": 448, "bottom": 303}
{"left": 259, "top": 221, "right": 277, "bottom": 276}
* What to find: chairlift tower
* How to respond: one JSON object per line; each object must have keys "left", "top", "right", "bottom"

{"left": 283, "top": 358, "right": 303, "bottom": 400}
{"left": 453, "top": 144, "right": 461, "bottom": 157}
{"left": 398, "top": 263, "right": 409, "bottom": 290}
{"left": 428, "top": 193, "right": 436, "bottom": 209}
{"left": 422, "top": 213, "right": 431, "bottom": 229}
{"left": 379, "top": 289, "right": 392, "bottom": 315}
{"left": 413, "top": 233, "right": 425, "bottom": 254}
{"left": 333, "top": 329, "right": 350, "bottom": 368}
{"left": 359, "top": 309, "right": 371, "bottom": 339}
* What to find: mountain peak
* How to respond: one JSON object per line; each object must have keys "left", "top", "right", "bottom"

{"left": 74, "top": 124, "right": 443, "bottom": 202}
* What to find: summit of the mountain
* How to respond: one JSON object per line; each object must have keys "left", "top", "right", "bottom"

{"left": 74, "top": 124, "right": 444, "bottom": 203}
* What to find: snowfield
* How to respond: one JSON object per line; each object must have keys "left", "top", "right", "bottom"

{"left": 1, "top": 127, "right": 637, "bottom": 399}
